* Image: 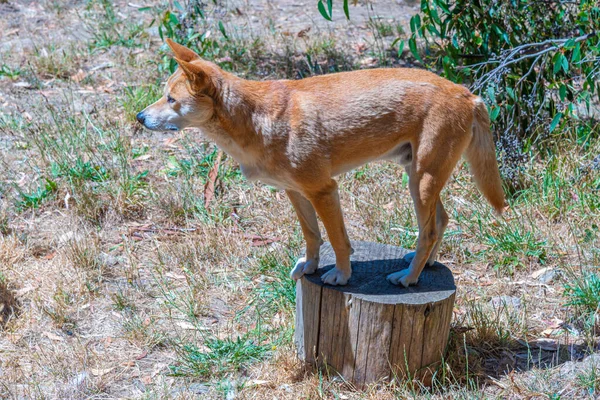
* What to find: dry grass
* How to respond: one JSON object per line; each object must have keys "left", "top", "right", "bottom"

{"left": 0, "top": 0, "right": 599, "bottom": 398}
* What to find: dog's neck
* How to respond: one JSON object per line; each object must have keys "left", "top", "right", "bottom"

{"left": 202, "top": 75, "right": 285, "bottom": 161}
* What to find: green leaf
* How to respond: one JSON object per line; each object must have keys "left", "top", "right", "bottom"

{"left": 549, "top": 112, "right": 563, "bottom": 133}
{"left": 343, "top": 0, "right": 350, "bottom": 19}
{"left": 430, "top": 6, "right": 442, "bottom": 25}
{"left": 490, "top": 106, "right": 500, "bottom": 122}
{"left": 561, "top": 54, "right": 569, "bottom": 73}
{"left": 409, "top": 37, "right": 422, "bottom": 61}
{"left": 426, "top": 24, "right": 441, "bottom": 36}
{"left": 317, "top": 0, "right": 332, "bottom": 21}
{"left": 327, "top": 0, "right": 333, "bottom": 17}
{"left": 553, "top": 53, "right": 562, "bottom": 74}
{"left": 564, "top": 38, "right": 576, "bottom": 50}
{"left": 559, "top": 84, "right": 567, "bottom": 101}
{"left": 435, "top": 0, "right": 451, "bottom": 14}
{"left": 168, "top": 12, "right": 179, "bottom": 26}
{"left": 506, "top": 87, "right": 515, "bottom": 100}
{"left": 218, "top": 21, "right": 229, "bottom": 39}
{"left": 397, "top": 40, "right": 405, "bottom": 56}
{"left": 572, "top": 43, "right": 581, "bottom": 63}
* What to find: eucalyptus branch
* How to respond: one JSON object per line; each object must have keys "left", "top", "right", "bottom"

{"left": 465, "top": 32, "right": 596, "bottom": 91}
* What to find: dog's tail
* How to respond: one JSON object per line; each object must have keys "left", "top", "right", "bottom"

{"left": 464, "top": 97, "right": 506, "bottom": 214}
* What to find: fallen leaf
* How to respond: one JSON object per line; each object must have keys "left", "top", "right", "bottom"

{"left": 43, "top": 331, "right": 64, "bottom": 342}
{"left": 177, "top": 321, "right": 196, "bottom": 330}
{"left": 531, "top": 267, "right": 554, "bottom": 279}
{"left": 136, "top": 350, "right": 148, "bottom": 360}
{"left": 91, "top": 367, "right": 114, "bottom": 376}
{"left": 203, "top": 150, "right": 223, "bottom": 209}
{"left": 245, "top": 234, "right": 282, "bottom": 247}
{"left": 70, "top": 69, "right": 87, "bottom": 83}
{"left": 297, "top": 27, "right": 311, "bottom": 38}
{"left": 248, "top": 379, "right": 270, "bottom": 387}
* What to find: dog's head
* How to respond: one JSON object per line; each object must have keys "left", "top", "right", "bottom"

{"left": 136, "top": 39, "right": 219, "bottom": 131}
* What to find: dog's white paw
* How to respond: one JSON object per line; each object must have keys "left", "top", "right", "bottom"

{"left": 387, "top": 268, "right": 419, "bottom": 287}
{"left": 290, "top": 257, "right": 319, "bottom": 280}
{"left": 321, "top": 267, "right": 350, "bottom": 286}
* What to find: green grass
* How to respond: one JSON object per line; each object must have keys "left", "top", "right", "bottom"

{"left": 119, "top": 84, "right": 163, "bottom": 122}
{"left": 248, "top": 249, "right": 297, "bottom": 318}
{"left": 564, "top": 272, "right": 600, "bottom": 317}
{"left": 484, "top": 225, "right": 547, "bottom": 273}
{"left": 16, "top": 178, "right": 58, "bottom": 210}
{"left": 171, "top": 334, "right": 273, "bottom": 378}
{"left": 0, "top": 64, "right": 21, "bottom": 79}
{"left": 577, "top": 362, "right": 600, "bottom": 396}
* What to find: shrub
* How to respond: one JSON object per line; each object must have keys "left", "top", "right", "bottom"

{"left": 407, "top": 0, "right": 599, "bottom": 187}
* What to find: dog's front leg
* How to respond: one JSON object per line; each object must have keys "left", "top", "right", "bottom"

{"left": 286, "top": 190, "right": 323, "bottom": 280}
{"left": 305, "top": 180, "right": 352, "bottom": 286}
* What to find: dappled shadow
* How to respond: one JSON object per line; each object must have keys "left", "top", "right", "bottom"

{"left": 446, "top": 325, "right": 600, "bottom": 382}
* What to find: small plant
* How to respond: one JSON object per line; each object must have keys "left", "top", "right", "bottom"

{"left": 85, "top": 0, "right": 147, "bottom": 51}
{"left": 66, "top": 238, "right": 102, "bottom": 272}
{"left": 112, "top": 291, "right": 136, "bottom": 312}
{"left": 367, "top": 18, "right": 395, "bottom": 38}
{"left": 170, "top": 334, "right": 272, "bottom": 378}
{"left": 564, "top": 272, "right": 600, "bottom": 318}
{"left": 122, "top": 314, "right": 165, "bottom": 348}
{"left": 577, "top": 362, "right": 600, "bottom": 395}
{"left": 0, "top": 64, "right": 21, "bottom": 79}
{"left": 484, "top": 226, "right": 547, "bottom": 273}
{"left": 31, "top": 46, "right": 80, "bottom": 79}
{"left": 16, "top": 178, "right": 58, "bottom": 210}
{"left": 41, "top": 287, "right": 77, "bottom": 333}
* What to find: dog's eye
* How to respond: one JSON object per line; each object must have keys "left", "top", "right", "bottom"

{"left": 167, "top": 95, "right": 176, "bottom": 104}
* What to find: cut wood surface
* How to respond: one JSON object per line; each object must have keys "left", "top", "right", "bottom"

{"left": 295, "top": 241, "right": 456, "bottom": 388}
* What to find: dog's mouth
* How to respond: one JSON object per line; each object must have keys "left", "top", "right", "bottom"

{"left": 163, "top": 124, "right": 180, "bottom": 131}
{"left": 136, "top": 112, "right": 180, "bottom": 132}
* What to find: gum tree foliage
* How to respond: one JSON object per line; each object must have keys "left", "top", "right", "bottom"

{"left": 322, "top": 0, "right": 600, "bottom": 186}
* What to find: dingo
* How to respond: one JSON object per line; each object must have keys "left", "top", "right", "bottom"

{"left": 137, "top": 39, "right": 505, "bottom": 287}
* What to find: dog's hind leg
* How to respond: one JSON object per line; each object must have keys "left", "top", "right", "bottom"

{"left": 427, "top": 197, "right": 449, "bottom": 265}
{"left": 403, "top": 196, "right": 449, "bottom": 267}
{"left": 388, "top": 122, "right": 470, "bottom": 287}
{"left": 287, "top": 190, "right": 323, "bottom": 280}
{"left": 388, "top": 163, "right": 440, "bottom": 287}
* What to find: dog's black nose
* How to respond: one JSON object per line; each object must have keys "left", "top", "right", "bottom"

{"left": 136, "top": 112, "right": 146, "bottom": 125}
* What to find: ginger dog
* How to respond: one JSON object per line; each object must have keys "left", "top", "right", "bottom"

{"left": 137, "top": 39, "right": 505, "bottom": 287}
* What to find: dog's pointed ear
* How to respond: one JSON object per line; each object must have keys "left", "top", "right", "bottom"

{"left": 166, "top": 38, "right": 200, "bottom": 62}
{"left": 175, "top": 58, "right": 208, "bottom": 91}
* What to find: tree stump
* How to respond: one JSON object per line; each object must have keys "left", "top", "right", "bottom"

{"left": 295, "top": 241, "right": 456, "bottom": 389}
